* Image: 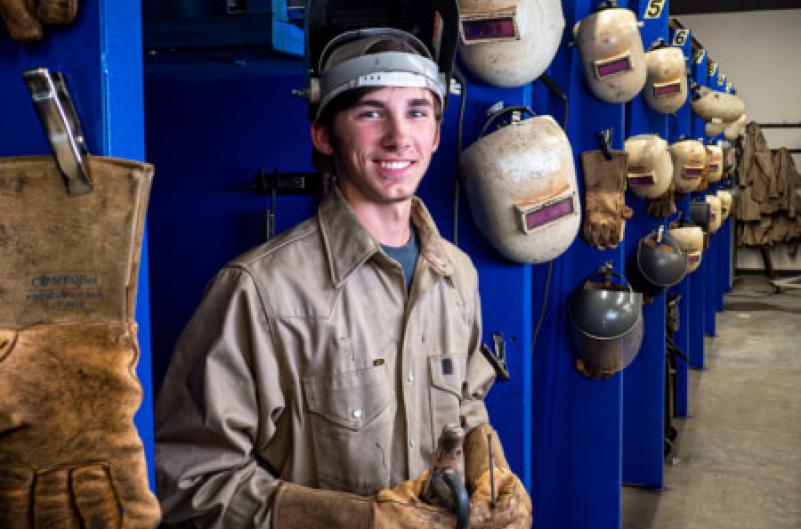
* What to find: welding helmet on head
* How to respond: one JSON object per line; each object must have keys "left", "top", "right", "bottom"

{"left": 457, "top": 0, "right": 564, "bottom": 87}
{"left": 670, "top": 139, "right": 707, "bottom": 193}
{"left": 624, "top": 134, "right": 673, "bottom": 199}
{"left": 461, "top": 106, "right": 580, "bottom": 263}
{"left": 691, "top": 86, "right": 746, "bottom": 123}
{"left": 668, "top": 226, "right": 704, "bottom": 272}
{"left": 706, "top": 195, "right": 722, "bottom": 233}
{"left": 643, "top": 43, "right": 688, "bottom": 114}
{"left": 627, "top": 228, "right": 688, "bottom": 299}
{"left": 705, "top": 144, "right": 724, "bottom": 183}
{"left": 301, "top": 0, "right": 459, "bottom": 118}
{"left": 724, "top": 114, "right": 747, "bottom": 141}
{"left": 717, "top": 189, "right": 733, "bottom": 220}
{"left": 574, "top": 3, "right": 646, "bottom": 103}
{"left": 569, "top": 265, "right": 644, "bottom": 378}
{"left": 705, "top": 118, "right": 727, "bottom": 138}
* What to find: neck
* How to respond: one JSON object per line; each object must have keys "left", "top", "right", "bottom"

{"left": 339, "top": 186, "right": 413, "bottom": 247}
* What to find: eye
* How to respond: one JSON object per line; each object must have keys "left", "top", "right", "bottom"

{"left": 357, "top": 110, "right": 382, "bottom": 119}
{"left": 409, "top": 109, "right": 429, "bottom": 119}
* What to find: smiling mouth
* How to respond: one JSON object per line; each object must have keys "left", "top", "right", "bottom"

{"left": 377, "top": 160, "right": 414, "bottom": 170}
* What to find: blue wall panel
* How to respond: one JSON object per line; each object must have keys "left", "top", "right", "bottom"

{"left": 667, "top": 24, "right": 693, "bottom": 418}
{"left": 621, "top": 0, "right": 669, "bottom": 490}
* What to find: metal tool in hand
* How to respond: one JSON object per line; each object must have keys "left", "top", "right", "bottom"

{"left": 421, "top": 424, "right": 470, "bottom": 529}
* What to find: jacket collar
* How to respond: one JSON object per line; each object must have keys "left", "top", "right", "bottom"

{"left": 318, "top": 185, "right": 454, "bottom": 288}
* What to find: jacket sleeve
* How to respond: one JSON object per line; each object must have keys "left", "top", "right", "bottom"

{"left": 460, "top": 284, "right": 497, "bottom": 433}
{"left": 155, "top": 267, "right": 285, "bottom": 529}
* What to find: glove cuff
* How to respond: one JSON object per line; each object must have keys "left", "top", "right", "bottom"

{"left": 273, "top": 482, "right": 373, "bottom": 529}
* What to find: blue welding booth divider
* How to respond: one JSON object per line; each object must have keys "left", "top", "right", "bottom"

{"left": 620, "top": 0, "right": 670, "bottom": 491}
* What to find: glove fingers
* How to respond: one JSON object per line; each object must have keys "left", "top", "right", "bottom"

{"left": 0, "top": 467, "right": 33, "bottom": 529}
{"left": 72, "top": 464, "right": 122, "bottom": 529}
{"left": 109, "top": 455, "right": 161, "bottom": 529}
{"left": 37, "top": 0, "right": 78, "bottom": 24}
{"left": 34, "top": 469, "right": 81, "bottom": 529}
{"left": 0, "top": 0, "right": 43, "bottom": 41}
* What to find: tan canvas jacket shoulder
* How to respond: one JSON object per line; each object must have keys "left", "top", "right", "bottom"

{"left": 155, "top": 187, "right": 496, "bottom": 529}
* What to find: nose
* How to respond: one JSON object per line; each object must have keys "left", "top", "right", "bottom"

{"left": 381, "top": 113, "right": 412, "bottom": 151}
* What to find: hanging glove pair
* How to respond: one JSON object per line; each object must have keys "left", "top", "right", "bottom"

{"left": 272, "top": 424, "right": 531, "bottom": 529}
{"left": 0, "top": 0, "right": 78, "bottom": 41}
{"left": 581, "top": 150, "right": 634, "bottom": 249}
{"left": 645, "top": 180, "right": 677, "bottom": 220}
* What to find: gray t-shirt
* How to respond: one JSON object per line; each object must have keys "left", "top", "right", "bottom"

{"left": 381, "top": 227, "right": 419, "bottom": 293}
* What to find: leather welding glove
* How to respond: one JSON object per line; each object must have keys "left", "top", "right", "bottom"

{"left": 581, "top": 150, "right": 633, "bottom": 250}
{"left": 272, "top": 470, "right": 458, "bottom": 529}
{"left": 0, "top": 324, "right": 162, "bottom": 529}
{"left": 464, "top": 423, "right": 532, "bottom": 529}
{"left": 1, "top": 0, "right": 78, "bottom": 41}
{"left": 645, "top": 180, "right": 677, "bottom": 220}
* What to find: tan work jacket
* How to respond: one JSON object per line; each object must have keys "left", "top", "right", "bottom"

{"left": 155, "top": 187, "right": 496, "bottom": 528}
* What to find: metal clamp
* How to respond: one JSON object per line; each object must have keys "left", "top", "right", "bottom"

{"left": 480, "top": 332, "right": 511, "bottom": 381}
{"left": 23, "top": 67, "right": 92, "bottom": 196}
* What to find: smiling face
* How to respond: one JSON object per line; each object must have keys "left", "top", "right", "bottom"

{"left": 311, "top": 86, "right": 441, "bottom": 208}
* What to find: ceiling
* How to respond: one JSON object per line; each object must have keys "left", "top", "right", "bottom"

{"left": 670, "top": 0, "right": 801, "bottom": 14}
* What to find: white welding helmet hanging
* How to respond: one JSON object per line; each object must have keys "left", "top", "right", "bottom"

{"left": 705, "top": 195, "right": 722, "bottom": 233}
{"left": 457, "top": 0, "right": 565, "bottom": 87}
{"left": 724, "top": 114, "right": 747, "bottom": 141}
{"left": 717, "top": 189, "right": 733, "bottom": 220}
{"left": 574, "top": 2, "right": 646, "bottom": 103}
{"left": 705, "top": 144, "right": 724, "bottom": 183}
{"left": 461, "top": 106, "right": 580, "bottom": 263}
{"left": 624, "top": 134, "right": 673, "bottom": 199}
{"left": 668, "top": 226, "right": 704, "bottom": 272}
{"left": 643, "top": 43, "right": 688, "bottom": 114}
{"left": 670, "top": 139, "right": 707, "bottom": 194}
{"left": 691, "top": 86, "right": 746, "bottom": 123}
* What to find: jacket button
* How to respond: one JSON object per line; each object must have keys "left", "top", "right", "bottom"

{"left": 352, "top": 409, "right": 363, "bottom": 419}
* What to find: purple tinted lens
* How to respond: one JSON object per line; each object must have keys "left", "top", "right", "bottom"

{"left": 685, "top": 168, "right": 703, "bottom": 177}
{"left": 526, "top": 197, "right": 574, "bottom": 230}
{"left": 629, "top": 174, "right": 656, "bottom": 186}
{"left": 688, "top": 254, "right": 700, "bottom": 263}
{"left": 462, "top": 18, "right": 516, "bottom": 41}
{"left": 707, "top": 164, "right": 719, "bottom": 171}
{"left": 654, "top": 83, "right": 681, "bottom": 97}
{"left": 597, "top": 57, "right": 631, "bottom": 78}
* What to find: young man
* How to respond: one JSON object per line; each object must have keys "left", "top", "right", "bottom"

{"left": 155, "top": 29, "right": 531, "bottom": 529}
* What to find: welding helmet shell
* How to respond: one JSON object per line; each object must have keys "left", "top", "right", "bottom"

{"left": 624, "top": 134, "right": 673, "bottom": 199}
{"left": 717, "top": 189, "right": 733, "bottom": 220}
{"left": 705, "top": 118, "right": 727, "bottom": 138}
{"left": 670, "top": 139, "right": 707, "bottom": 194}
{"left": 691, "top": 86, "right": 746, "bottom": 122}
{"left": 569, "top": 268, "right": 644, "bottom": 377}
{"left": 643, "top": 45, "right": 688, "bottom": 114}
{"left": 724, "top": 114, "right": 747, "bottom": 141}
{"left": 574, "top": 7, "right": 646, "bottom": 104}
{"left": 705, "top": 144, "right": 724, "bottom": 183}
{"left": 668, "top": 226, "right": 704, "bottom": 272}
{"left": 706, "top": 195, "right": 722, "bottom": 233}
{"left": 636, "top": 231, "right": 688, "bottom": 288}
{"left": 457, "top": 0, "right": 565, "bottom": 87}
{"left": 690, "top": 200, "right": 712, "bottom": 232}
{"left": 461, "top": 106, "right": 580, "bottom": 263}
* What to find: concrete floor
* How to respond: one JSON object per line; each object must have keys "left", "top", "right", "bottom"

{"left": 622, "top": 275, "right": 801, "bottom": 529}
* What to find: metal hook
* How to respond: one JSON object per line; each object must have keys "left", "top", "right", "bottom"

{"left": 23, "top": 67, "right": 92, "bottom": 196}
{"left": 596, "top": 128, "right": 613, "bottom": 160}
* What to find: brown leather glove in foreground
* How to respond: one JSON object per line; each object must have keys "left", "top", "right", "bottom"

{"left": 0, "top": 156, "right": 160, "bottom": 529}
{"left": 272, "top": 471, "right": 457, "bottom": 529}
{"left": 645, "top": 180, "right": 677, "bottom": 220}
{"left": 0, "top": 325, "right": 161, "bottom": 529}
{"left": 0, "top": 0, "right": 78, "bottom": 41}
{"left": 464, "top": 424, "right": 532, "bottom": 529}
{"left": 581, "top": 150, "right": 634, "bottom": 250}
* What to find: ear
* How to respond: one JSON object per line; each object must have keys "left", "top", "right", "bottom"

{"left": 431, "top": 124, "right": 441, "bottom": 153}
{"left": 310, "top": 121, "right": 335, "bottom": 156}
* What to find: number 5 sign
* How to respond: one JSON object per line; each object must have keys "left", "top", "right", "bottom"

{"left": 644, "top": 0, "right": 666, "bottom": 19}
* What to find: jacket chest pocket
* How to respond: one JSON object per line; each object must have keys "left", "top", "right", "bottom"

{"left": 428, "top": 354, "right": 465, "bottom": 448}
{"left": 303, "top": 365, "right": 392, "bottom": 495}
